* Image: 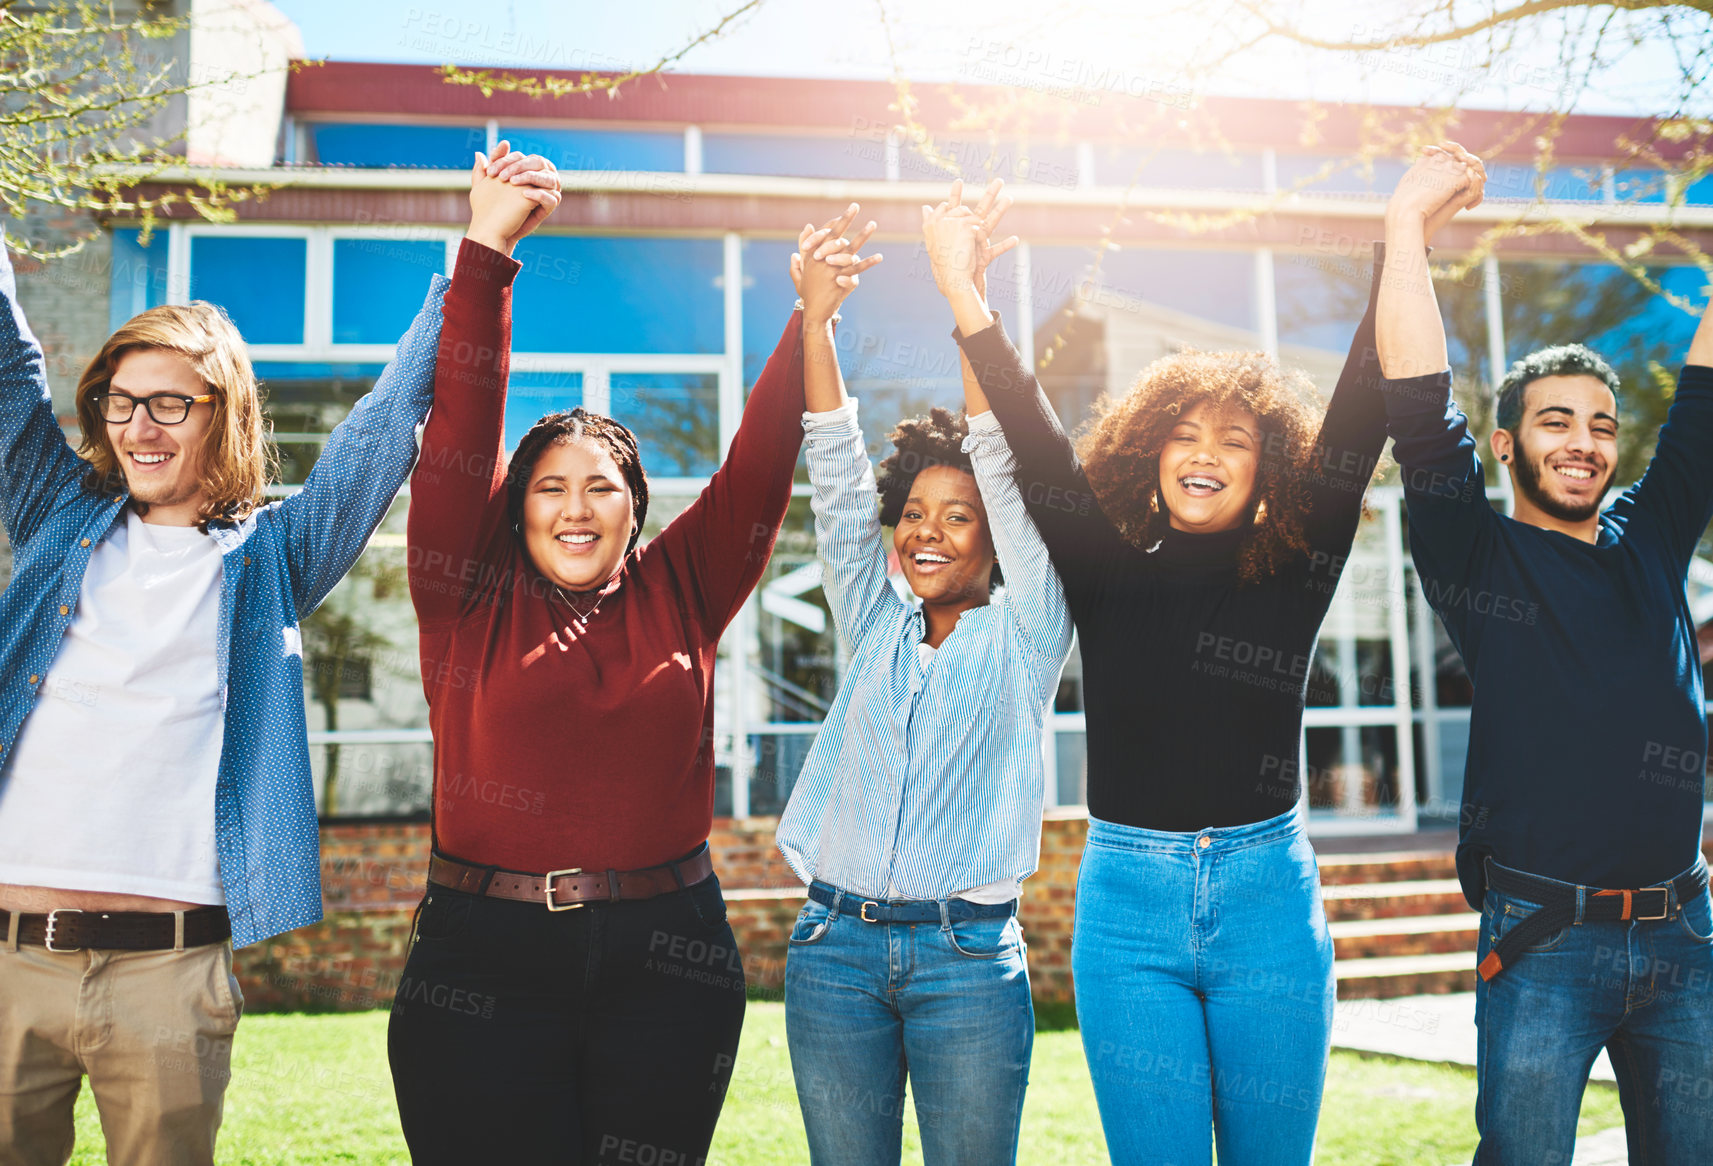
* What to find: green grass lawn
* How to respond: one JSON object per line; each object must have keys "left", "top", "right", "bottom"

{"left": 68, "top": 1004, "right": 1623, "bottom": 1164}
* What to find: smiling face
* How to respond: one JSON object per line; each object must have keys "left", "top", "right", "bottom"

{"left": 891, "top": 465, "right": 995, "bottom": 610}
{"left": 520, "top": 437, "right": 637, "bottom": 591}
{"left": 1155, "top": 401, "right": 1262, "bottom": 534}
{"left": 106, "top": 347, "right": 216, "bottom": 526}
{"left": 1494, "top": 374, "right": 1618, "bottom": 525}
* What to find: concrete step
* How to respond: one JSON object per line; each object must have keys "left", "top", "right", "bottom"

{"left": 1329, "top": 912, "right": 1480, "bottom": 960}
{"left": 1334, "top": 951, "right": 1476, "bottom": 999}
{"left": 1321, "top": 878, "right": 1470, "bottom": 922}
{"left": 1317, "top": 849, "right": 1459, "bottom": 886}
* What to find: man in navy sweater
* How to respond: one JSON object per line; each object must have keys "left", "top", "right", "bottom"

{"left": 1377, "top": 141, "right": 1713, "bottom": 1165}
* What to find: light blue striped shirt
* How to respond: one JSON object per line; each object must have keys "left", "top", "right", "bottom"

{"left": 775, "top": 401, "right": 1073, "bottom": 901}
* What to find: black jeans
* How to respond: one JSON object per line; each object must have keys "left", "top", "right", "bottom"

{"left": 387, "top": 872, "right": 746, "bottom": 1165}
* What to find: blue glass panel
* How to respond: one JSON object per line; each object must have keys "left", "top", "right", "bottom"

{"left": 250, "top": 362, "right": 388, "bottom": 482}
{"left": 1095, "top": 147, "right": 1263, "bottom": 190}
{"left": 510, "top": 236, "right": 723, "bottom": 354}
{"left": 1612, "top": 168, "right": 1667, "bottom": 204}
{"left": 499, "top": 126, "right": 683, "bottom": 172}
{"left": 332, "top": 239, "right": 446, "bottom": 344}
{"left": 1030, "top": 245, "right": 1257, "bottom": 335}
{"left": 504, "top": 371, "right": 584, "bottom": 450}
{"left": 1275, "top": 154, "right": 1409, "bottom": 196}
{"left": 703, "top": 133, "right": 889, "bottom": 181}
{"left": 741, "top": 239, "right": 801, "bottom": 391}
{"left": 1684, "top": 173, "right": 1713, "bottom": 206}
{"left": 1483, "top": 163, "right": 1604, "bottom": 202}
{"left": 898, "top": 137, "right": 1082, "bottom": 189}
{"left": 189, "top": 236, "right": 306, "bottom": 345}
{"left": 108, "top": 228, "right": 169, "bottom": 332}
{"left": 609, "top": 372, "right": 719, "bottom": 476}
{"left": 309, "top": 123, "right": 487, "bottom": 169}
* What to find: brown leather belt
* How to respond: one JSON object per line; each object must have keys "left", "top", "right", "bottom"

{"left": 427, "top": 846, "right": 715, "bottom": 912}
{"left": 1, "top": 905, "right": 231, "bottom": 952}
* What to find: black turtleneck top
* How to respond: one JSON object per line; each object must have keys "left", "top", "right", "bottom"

{"left": 956, "top": 249, "right": 1391, "bottom": 831}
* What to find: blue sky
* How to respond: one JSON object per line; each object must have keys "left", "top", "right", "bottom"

{"left": 270, "top": 0, "right": 1690, "bottom": 117}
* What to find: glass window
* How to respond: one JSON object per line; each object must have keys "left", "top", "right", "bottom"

{"left": 740, "top": 238, "right": 802, "bottom": 392}
{"left": 307, "top": 122, "right": 487, "bottom": 169}
{"left": 1484, "top": 162, "right": 1605, "bottom": 202}
{"left": 750, "top": 496, "right": 837, "bottom": 726}
{"left": 510, "top": 236, "right": 723, "bottom": 354}
{"left": 504, "top": 371, "right": 584, "bottom": 449}
{"left": 108, "top": 228, "right": 170, "bottom": 332}
{"left": 1093, "top": 146, "right": 1263, "bottom": 191}
{"left": 332, "top": 238, "right": 446, "bottom": 345}
{"left": 190, "top": 236, "right": 307, "bottom": 345}
{"left": 1304, "top": 725, "right": 1406, "bottom": 821}
{"left": 1030, "top": 245, "right": 1259, "bottom": 433}
{"left": 1613, "top": 168, "right": 1667, "bottom": 204}
{"left": 499, "top": 126, "right": 683, "bottom": 172}
{"left": 1275, "top": 154, "right": 1409, "bottom": 196}
{"left": 897, "top": 136, "right": 1082, "bottom": 189}
{"left": 253, "top": 362, "right": 387, "bottom": 482}
{"left": 703, "top": 132, "right": 888, "bottom": 181}
{"left": 609, "top": 372, "right": 720, "bottom": 477}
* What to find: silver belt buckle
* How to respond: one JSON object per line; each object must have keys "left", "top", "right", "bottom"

{"left": 44, "top": 908, "right": 84, "bottom": 952}
{"left": 543, "top": 868, "right": 585, "bottom": 912}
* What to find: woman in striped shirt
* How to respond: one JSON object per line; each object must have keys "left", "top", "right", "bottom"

{"left": 774, "top": 201, "right": 1073, "bottom": 1164}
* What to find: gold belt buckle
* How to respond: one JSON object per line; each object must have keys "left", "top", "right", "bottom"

{"left": 543, "top": 868, "right": 586, "bottom": 912}
{"left": 860, "top": 901, "right": 881, "bottom": 923}
{"left": 44, "top": 908, "right": 84, "bottom": 952}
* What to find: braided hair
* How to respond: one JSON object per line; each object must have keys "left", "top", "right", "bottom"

{"left": 507, "top": 408, "right": 650, "bottom": 554}
{"left": 876, "top": 406, "right": 1002, "bottom": 588}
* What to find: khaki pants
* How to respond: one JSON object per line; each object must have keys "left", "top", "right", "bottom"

{"left": 0, "top": 929, "right": 243, "bottom": 1166}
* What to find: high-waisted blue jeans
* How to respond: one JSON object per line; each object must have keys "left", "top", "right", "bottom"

{"left": 1072, "top": 806, "right": 1334, "bottom": 1166}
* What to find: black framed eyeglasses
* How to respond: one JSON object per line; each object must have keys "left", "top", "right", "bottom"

{"left": 94, "top": 390, "right": 216, "bottom": 426}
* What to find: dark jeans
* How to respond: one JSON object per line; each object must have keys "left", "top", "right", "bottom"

{"left": 387, "top": 872, "right": 746, "bottom": 1165}
{"left": 1474, "top": 864, "right": 1713, "bottom": 1166}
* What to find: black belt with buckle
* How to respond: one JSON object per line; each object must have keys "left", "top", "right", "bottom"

{"left": 807, "top": 881, "right": 1016, "bottom": 923}
{"left": 1, "top": 905, "right": 231, "bottom": 952}
{"left": 1478, "top": 857, "right": 1707, "bottom": 982}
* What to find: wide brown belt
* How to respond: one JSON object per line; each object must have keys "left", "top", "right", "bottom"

{"left": 1, "top": 905, "right": 231, "bottom": 952}
{"left": 427, "top": 846, "right": 715, "bottom": 912}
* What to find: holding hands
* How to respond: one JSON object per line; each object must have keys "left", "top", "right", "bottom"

{"left": 466, "top": 140, "right": 563, "bottom": 256}
{"left": 1388, "top": 141, "right": 1486, "bottom": 246}
{"left": 923, "top": 178, "right": 1018, "bottom": 338}
{"left": 791, "top": 202, "right": 884, "bottom": 327}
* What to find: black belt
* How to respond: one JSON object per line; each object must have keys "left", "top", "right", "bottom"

{"left": 808, "top": 881, "right": 1016, "bottom": 924}
{"left": 1, "top": 905, "right": 231, "bottom": 952}
{"left": 1479, "top": 857, "right": 1708, "bottom": 982}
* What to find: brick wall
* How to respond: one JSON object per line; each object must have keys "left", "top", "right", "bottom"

{"left": 12, "top": 222, "right": 114, "bottom": 410}
{"left": 232, "top": 812, "right": 1093, "bottom": 1011}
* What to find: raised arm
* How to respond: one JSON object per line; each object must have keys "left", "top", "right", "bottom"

{"left": 924, "top": 180, "right": 1120, "bottom": 588}
{"left": 964, "top": 411, "right": 1073, "bottom": 680}
{"left": 1375, "top": 146, "right": 1501, "bottom": 581}
{"left": 653, "top": 204, "right": 878, "bottom": 635}
{"left": 0, "top": 235, "right": 88, "bottom": 546}
{"left": 1608, "top": 299, "right": 1713, "bottom": 567}
{"left": 406, "top": 145, "right": 557, "bottom": 624}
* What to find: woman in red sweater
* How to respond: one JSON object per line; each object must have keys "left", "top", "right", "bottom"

{"left": 388, "top": 143, "right": 876, "bottom": 1162}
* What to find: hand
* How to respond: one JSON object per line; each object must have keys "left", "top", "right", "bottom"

{"left": 789, "top": 202, "right": 883, "bottom": 327}
{"left": 1388, "top": 142, "right": 1484, "bottom": 242}
{"left": 921, "top": 179, "right": 1017, "bottom": 302}
{"left": 466, "top": 140, "right": 563, "bottom": 255}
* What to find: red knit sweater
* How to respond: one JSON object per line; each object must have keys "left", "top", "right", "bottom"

{"left": 408, "top": 238, "right": 805, "bottom": 873}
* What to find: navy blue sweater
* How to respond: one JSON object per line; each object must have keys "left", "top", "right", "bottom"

{"left": 1384, "top": 364, "right": 1713, "bottom": 907}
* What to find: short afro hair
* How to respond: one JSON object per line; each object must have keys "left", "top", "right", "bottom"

{"left": 875, "top": 406, "right": 1002, "bottom": 588}
{"left": 1495, "top": 344, "right": 1620, "bottom": 432}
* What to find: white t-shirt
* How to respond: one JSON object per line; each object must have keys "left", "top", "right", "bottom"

{"left": 0, "top": 512, "right": 226, "bottom": 903}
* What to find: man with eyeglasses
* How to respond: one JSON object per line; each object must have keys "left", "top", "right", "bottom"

{"left": 0, "top": 145, "right": 559, "bottom": 1165}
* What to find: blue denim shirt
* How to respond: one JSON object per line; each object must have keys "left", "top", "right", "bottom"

{"left": 0, "top": 239, "right": 448, "bottom": 946}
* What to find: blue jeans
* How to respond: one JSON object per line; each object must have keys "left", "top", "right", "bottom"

{"left": 1072, "top": 806, "right": 1334, "bottom": 1166}
{"left": 1474, "top": 862, "right": 1713, "bottom": 1166}
{"left": 783, "top": 885, "right": 1034, "bottom": 1165}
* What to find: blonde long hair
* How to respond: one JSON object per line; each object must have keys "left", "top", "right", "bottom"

{"left": 74, "top": 303, "right": 274, "bottom": 528}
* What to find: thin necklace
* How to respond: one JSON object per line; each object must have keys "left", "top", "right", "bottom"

{"left": 552, "top": 583, "right": 607, "bottom": 624}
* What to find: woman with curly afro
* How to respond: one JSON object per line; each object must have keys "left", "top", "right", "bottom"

{"left": 774, "top": 212, "right": 1072, "bottom": 1164}
{"left": 926, "top": 176, "right": 1474, "bottom": 1165}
